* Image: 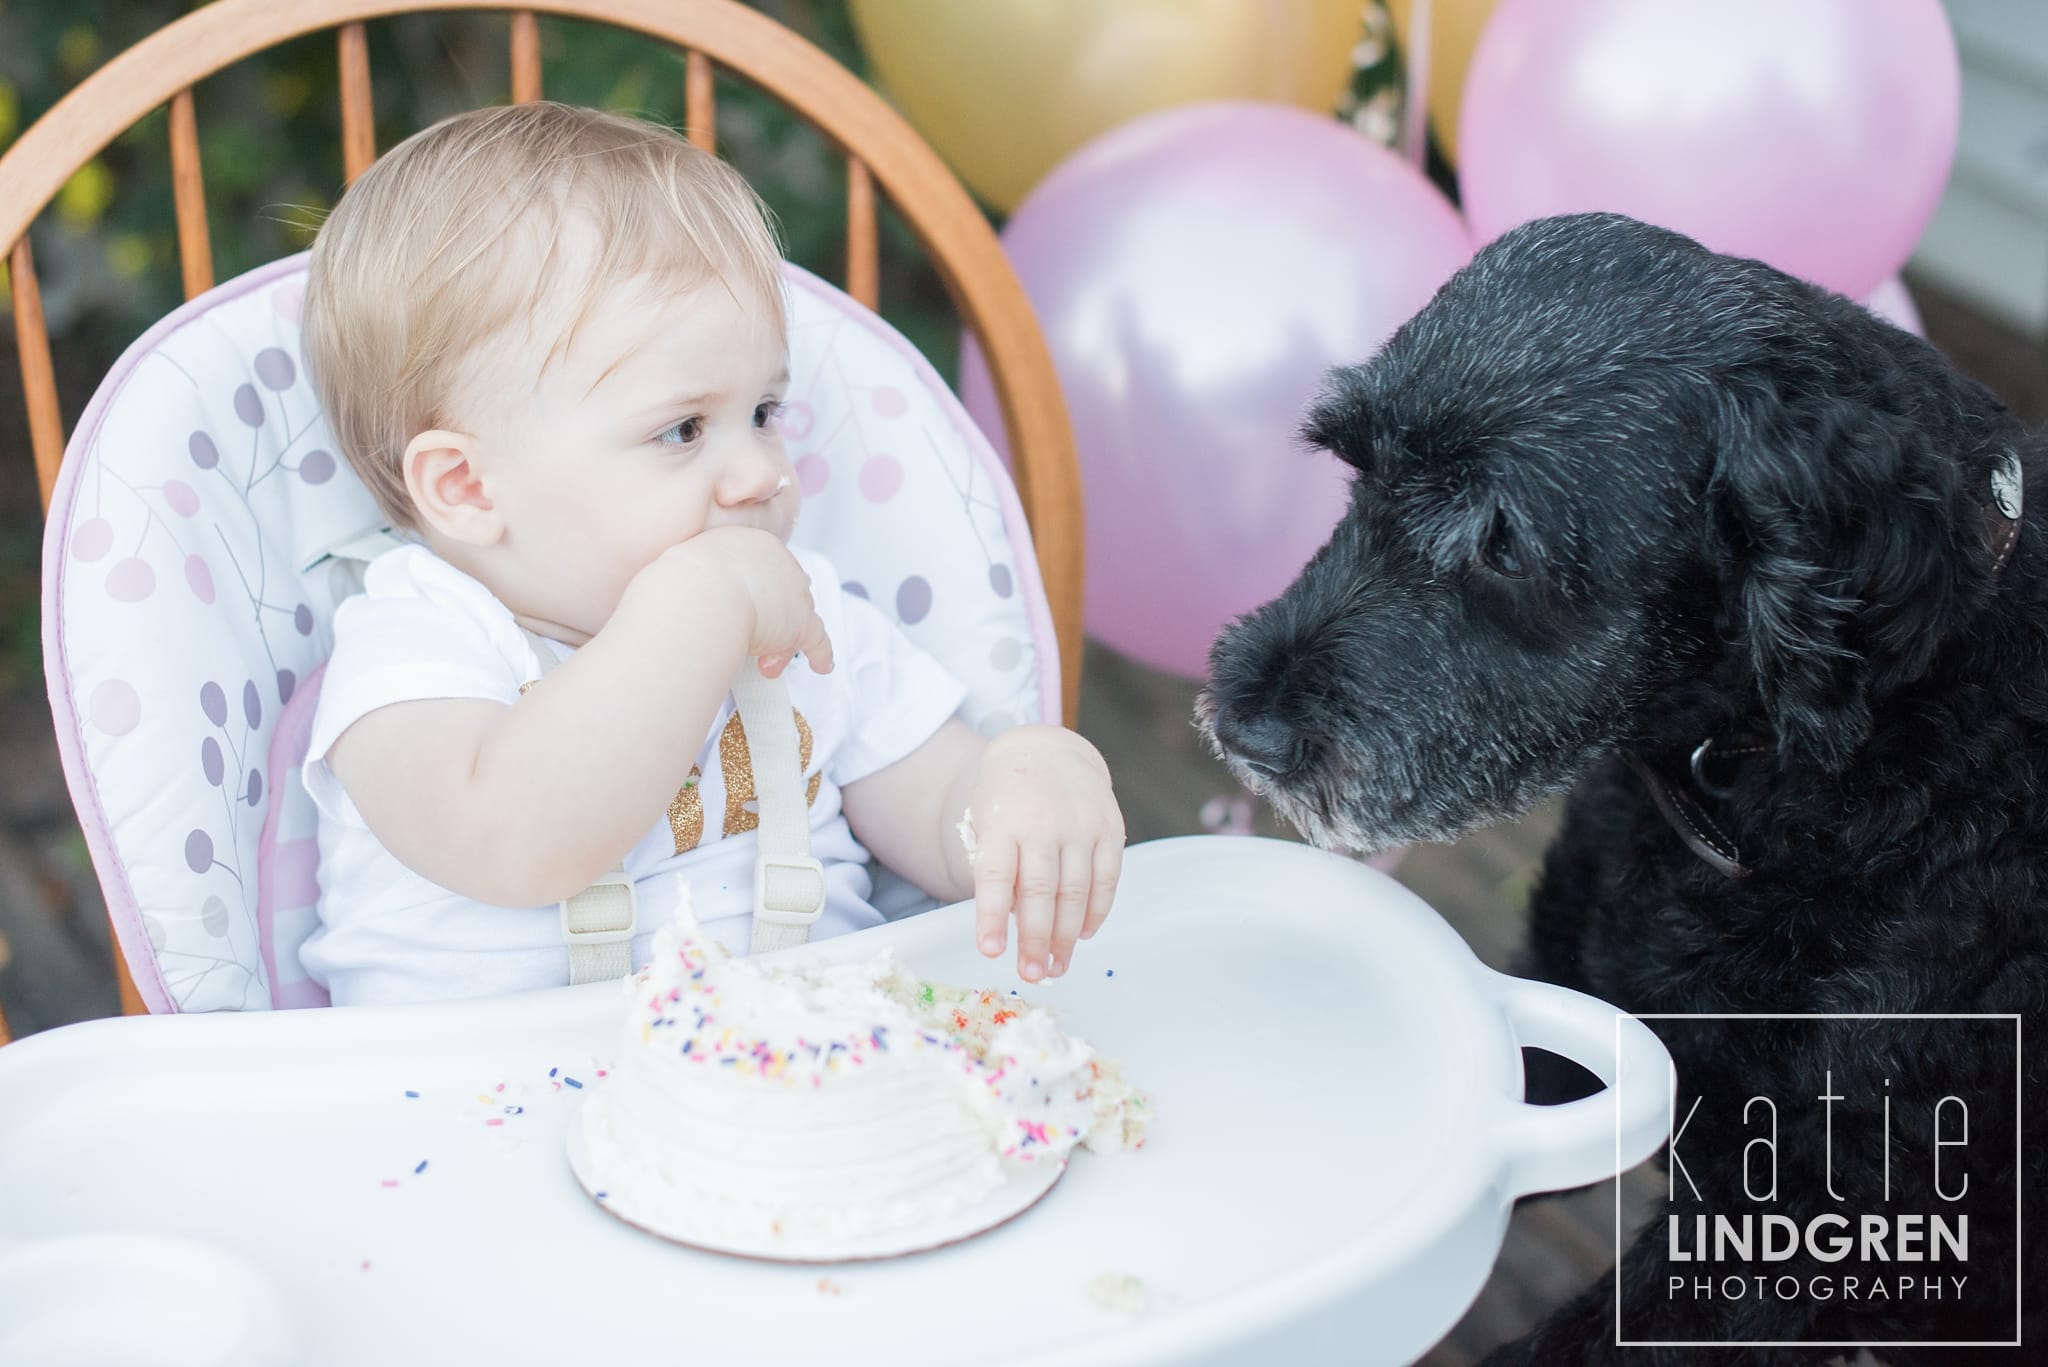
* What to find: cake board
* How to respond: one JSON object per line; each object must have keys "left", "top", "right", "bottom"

{"left": 564, "top": 1120, "right": 1067, "bottom": 1262}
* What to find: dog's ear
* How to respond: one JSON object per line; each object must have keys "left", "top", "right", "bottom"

{"left": 1708, "top": 363, "right": 1981, "bottom": 772}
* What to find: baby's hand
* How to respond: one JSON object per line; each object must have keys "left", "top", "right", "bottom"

{"left": 966, "top": 726, "right": 1124, "bottom": 982}
{"left": 636, "top": 528, "right": 833, "bottom": 678}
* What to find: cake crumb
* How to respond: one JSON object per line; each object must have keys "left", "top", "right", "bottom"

{"left": 816, "top": 1277, "right": 845, "bottom": 1296}
{"left": 1087, "top": 1273, "right": 1148, "bottom": 1315}
{"left": 955, "top": 807, "right": 980, "bottom": 865}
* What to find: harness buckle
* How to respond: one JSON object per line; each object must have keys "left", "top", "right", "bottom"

{"left": 559, "top": 872, "right": 637, "bottom": 947}
{"left": 754, "top": 853, "right": 827, "bottom": 927}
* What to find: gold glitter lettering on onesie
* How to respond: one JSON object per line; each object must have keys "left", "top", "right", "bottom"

{"left": 518, "top": 672, "right": 732, "bottom": 857}
{"left": 718, "top": 709, "right": 822, "bottom": 838}
{"left": 667, "top": 766, "right": 704, "bottom": 854}
{"left": 798, "top": 711, "right": 823, "bottom": 807}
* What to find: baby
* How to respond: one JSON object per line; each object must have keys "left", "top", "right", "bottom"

{"left": 297, "top": 103, "right": 1123, "bottom": 1005}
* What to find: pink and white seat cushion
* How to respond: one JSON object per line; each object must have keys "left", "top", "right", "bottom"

{"left": 42, "top": 254, "right": 1059, "bottom": 1014}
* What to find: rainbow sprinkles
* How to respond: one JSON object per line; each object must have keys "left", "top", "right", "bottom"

{"left": 575, "top": 893, "right": 1149, "bottom": 1244}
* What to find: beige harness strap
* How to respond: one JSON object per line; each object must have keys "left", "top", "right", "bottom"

{"left": 522, "top": 631, "right": 635, "bottom": 984}
{"left": 729, "top": 663, "right": 827, "bottom": 955}
{"left": 522, "top": 632, "right": 824, "bottom": 979}
{"left": 559, "top": 872, "right": 637, "bottom": 984}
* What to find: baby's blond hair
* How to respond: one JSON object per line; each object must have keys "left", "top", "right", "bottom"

{"left": 304, "top": 102, "right": 786, "bottom": 527}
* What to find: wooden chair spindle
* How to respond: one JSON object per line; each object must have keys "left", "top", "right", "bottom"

{"left": 339, "top": 23, "right": 376, "bottom": 183}
{"left": 510, "top": 11, "right": 542, "bottom": 103}
{"left": 8, "top": 238, "right": 65, "bottom": 509}
{"left": 685, "top": 50, "right": 715, "bottom": 152}
{"left": 846, "top": 158, "right": 878, "bottom": 309}
{"left": 169, "top": 89, "right": 215, "bottom": 300}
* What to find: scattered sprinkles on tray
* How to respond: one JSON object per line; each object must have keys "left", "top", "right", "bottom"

{"left": 372, "top": 1057, "right": 617, "bottom": 1203}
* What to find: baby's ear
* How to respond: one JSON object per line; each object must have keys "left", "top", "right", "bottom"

{"left": 403, "top": 430, "right": 501, "bottom": 545}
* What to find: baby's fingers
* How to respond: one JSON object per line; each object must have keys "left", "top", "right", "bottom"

{"left": 1081, "top": 839, "right": 1121, "bottom": 941}
{"left": 1013, "top": 846, "right": 1059, "bottom": 983}
{"left": 973, "top": 837, "right": 1017, "bottom": 959}
{"left": 799, "top": 613, "right": 835, "bottom": 674}
{"left": 762, "top": 615, "right": 833, "bottom": 678}
{"left": 1047, "top": 846, "right": 1093, "bottom": 977}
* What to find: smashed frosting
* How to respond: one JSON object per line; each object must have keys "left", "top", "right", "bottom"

{"left": 577, "top": 898, "right": 1148, "bottom": 1241}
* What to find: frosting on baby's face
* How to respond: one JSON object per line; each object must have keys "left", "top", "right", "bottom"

{"left": 414, "top": 224, "right": 795, "bottom": 644}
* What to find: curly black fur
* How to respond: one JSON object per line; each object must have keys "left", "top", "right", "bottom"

{"left": 1200, "top": 214, "right": 2045, "bottom": 1363}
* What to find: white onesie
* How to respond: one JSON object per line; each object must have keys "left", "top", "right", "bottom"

{"left": 300, "top": 542, "right": 966, "bottom": 1005}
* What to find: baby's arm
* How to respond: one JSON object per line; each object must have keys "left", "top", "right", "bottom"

{"left": 844, "top": 720, "right": 1123, "bottom": 982}
{"left": 326, "top": 528, "right": 830, "bottom": 908}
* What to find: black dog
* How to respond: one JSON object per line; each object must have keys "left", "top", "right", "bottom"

{"left": 1201, "top": 213, "right": 2043, "bottom": 1363}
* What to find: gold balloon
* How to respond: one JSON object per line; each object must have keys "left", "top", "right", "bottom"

{"left": 1385, "top": 0, "right": 1501, "bottom": 163}
{"left": 848, "top": 0, "right": 1366, "bottom": 213}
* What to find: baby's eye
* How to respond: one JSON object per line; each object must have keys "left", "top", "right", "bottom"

{"left": 657, "top": 416, "right": 704, "bottom": 446}
{"left": 753, "top": 400, "right": 785, "bottom": 431}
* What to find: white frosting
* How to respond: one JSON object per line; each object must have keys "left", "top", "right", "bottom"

{"left": 578, "top": 899, "right": 1147, "bottom": 1242}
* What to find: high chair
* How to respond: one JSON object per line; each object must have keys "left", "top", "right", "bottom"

{"left": 0, "top": 0, "right": 1084, "bottom": 1043}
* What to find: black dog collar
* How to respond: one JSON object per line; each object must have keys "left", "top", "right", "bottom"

{"left": 1628, "top": 450, "right": 2026, "bottom": 880}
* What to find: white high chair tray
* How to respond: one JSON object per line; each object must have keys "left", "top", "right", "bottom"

{"left": 0, "top": 836, "right": 1671, "bottom": 1367}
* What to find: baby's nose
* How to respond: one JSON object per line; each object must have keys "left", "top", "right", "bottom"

{"left": 715, "top": 449, "right": 788, "bottom": 505}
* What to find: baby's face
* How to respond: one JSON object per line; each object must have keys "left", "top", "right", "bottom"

{"left": 460, "top": 269, "right": 795, "bottom": 640}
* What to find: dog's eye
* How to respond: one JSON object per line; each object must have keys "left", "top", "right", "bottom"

{"left": 1481, "top": 512, "right": 1529, "bottom": 579}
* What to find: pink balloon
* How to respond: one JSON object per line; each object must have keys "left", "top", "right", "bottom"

{"left": 1864, "top": 275, "right": 1925, "bottom": 338}
{"left": 1460, "top": 0, "right": 1959, "bottom": 300}
{"left": 961, "top": 102, "right": 1471, "bottom": 678}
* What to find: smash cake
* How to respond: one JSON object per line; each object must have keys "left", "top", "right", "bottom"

{"left": 574, "top": 899, "right": 1150, "bottom": 1249}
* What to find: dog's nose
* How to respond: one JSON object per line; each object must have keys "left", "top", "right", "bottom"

{"left": 1214, "top": 713, "right": 1312, "bottom": 781}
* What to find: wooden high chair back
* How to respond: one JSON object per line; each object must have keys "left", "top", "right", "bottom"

{"left": 0, "top": 0, "right": 1085, "bottom": 1043}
